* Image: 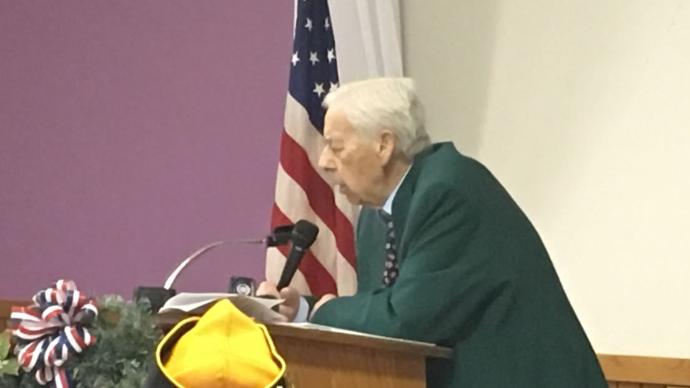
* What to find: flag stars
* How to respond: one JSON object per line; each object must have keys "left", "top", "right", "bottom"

{"left": 325, "top": 17, "right": 331, "bottom": 30}
{"left": 330, "top": 82, "right": 339, "bottom": 92}
{"left": 291, "top": 51, "right": 300, "bottom": 66}
{"left": 327, "top": 48, "right": 336, "bottom": 63}
{"left": 313, "top": 83, "right": 326, "bottom": 97}
{"left": 309, "top": 51, "right": 319, "bottom": 65}
{"left": 305, "top": 18, "right": 313, "bottom": 32}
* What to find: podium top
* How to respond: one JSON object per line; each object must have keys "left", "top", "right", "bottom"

{"left": 157, "top": 311, "right": 452, "bottom": 360}
{"left": 268, "top": 322, "right": 453, "bottom": 359}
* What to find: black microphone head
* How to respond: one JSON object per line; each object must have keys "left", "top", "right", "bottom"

{"left": 266, "top": 224, "right": 295, "bottom": 247}
{"left": 292, "top": 220, "right": 319, "bottom": 248}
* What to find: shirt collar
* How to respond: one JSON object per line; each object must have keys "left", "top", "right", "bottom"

{"left": 382, "top": 165, "right": 412, "bottom": 215}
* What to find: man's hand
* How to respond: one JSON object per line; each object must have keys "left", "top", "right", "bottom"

{"left": 257, "top": 281, "right": 301, "bottom": 322}
{"left": 310, "top": 293, "right": 337, "bottom": 320}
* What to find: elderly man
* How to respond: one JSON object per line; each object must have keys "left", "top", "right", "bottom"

{"left": 259, "top": 78, "right": 607, "bottom": 387}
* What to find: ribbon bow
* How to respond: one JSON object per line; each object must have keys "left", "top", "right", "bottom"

{"left": 10, "top": 279, "right": 98, "bottom": 388}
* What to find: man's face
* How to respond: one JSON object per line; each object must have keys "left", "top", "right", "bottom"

{"left": 318, "top": 110, "right": 386, "bottom": 206}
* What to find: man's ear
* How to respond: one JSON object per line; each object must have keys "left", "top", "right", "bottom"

{"left": 378, "top": 129, "right": 396, "bottom": 164}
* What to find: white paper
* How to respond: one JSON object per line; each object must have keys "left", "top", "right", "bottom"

{"left": 159, "top": 292, "right": 286, "bottom": 323}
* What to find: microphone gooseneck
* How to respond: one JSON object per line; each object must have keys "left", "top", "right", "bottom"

{"left": 161, "top": 221, "right": 318, "bottom": 291}
{"left": 163, "top": 223, "right": 298, "bottom": 290}
{"left": 164, "top": 240, "right": 259, "bottom": 290}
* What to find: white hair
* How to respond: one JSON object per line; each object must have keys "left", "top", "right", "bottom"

{"left": 323, "top": 77, "right": 431, "bottom": 159}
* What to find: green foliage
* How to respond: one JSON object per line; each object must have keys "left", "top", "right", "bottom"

{"left": 0, "top": 332, "right": 10, "bottom": 359}
{"left": 0, "top": 295, "right": 162, "bottom": 388}
{"left": 0, "top": 332, "right": 20, "bottom": 388}
{"left": 0, "top": 331, "right": 18, "bottom": 377}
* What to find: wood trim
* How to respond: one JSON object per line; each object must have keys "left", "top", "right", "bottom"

{"left": 599, "top": 354, "right": 690, "bottom": 386}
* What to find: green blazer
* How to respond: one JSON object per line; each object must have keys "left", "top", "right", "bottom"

{"left": 312, "top": 143, "right": 607, "bottom": 387}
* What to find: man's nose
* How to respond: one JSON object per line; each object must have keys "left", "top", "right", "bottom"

{"left": 318, "top": 148, "right": 333, "bottom": 171}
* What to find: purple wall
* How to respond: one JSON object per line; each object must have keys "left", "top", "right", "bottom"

{"left": 0, "top": 2, "right": 293, "bottom": 298}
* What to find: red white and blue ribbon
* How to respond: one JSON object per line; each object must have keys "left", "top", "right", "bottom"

{"left": 10, "top": 279, "right": 98, "bottom": 388}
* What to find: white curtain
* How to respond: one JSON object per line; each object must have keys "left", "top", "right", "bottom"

{"left": 328, "top": 0, "right": 404, "bottom": 81}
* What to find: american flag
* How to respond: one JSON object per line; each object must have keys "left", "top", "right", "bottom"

{"left": 266, "top": 0, "right": 358, "bottom": 297}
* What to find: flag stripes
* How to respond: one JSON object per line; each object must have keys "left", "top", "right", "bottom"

{"left": 267, "top": 0, "right": 358, "bottom": 297}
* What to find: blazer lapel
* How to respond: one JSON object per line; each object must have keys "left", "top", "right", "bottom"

{"left": 390, "top": 144, "right": 439, "bottom": 263}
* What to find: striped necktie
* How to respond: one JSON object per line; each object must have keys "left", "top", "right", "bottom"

{"left": 379, "top": 209, "right": 399, "bottom": 287}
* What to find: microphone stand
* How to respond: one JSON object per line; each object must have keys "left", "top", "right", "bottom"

{"left": 133, "top": 226, "right": 295, "bottom": 312}
{"left": 163, "top": 239, "right": 264, "bottom": 290}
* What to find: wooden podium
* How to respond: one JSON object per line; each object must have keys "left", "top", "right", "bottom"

{"left": 266, "top": 323, "right": 452, "bottom": 388}
{"left": 157, "top": 312, "right": 452, "bottom": 388}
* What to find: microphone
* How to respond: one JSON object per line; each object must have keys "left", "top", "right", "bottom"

{"left": 162, "top": 224, "right": 297, "bottom": 290}
{"left": 132, "top": 223, "right": 311, "bottom": 312}
{"left": 137, "top": 238, "right": 247, "bottom": 313}
{"left": 265, "top": 224, "right": 295, "bottom": 247}
{"left": 163, "top": 239, "right": 260, "bottom": 290}
{"left": 277, "top": 220, "right": 319, "bottom": 290}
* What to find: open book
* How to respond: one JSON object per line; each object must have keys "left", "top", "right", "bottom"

{"left": 159, "top": 292, "right": 286, "bottom": 323}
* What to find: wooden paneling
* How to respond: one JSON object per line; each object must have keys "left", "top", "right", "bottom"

{"left": 264, "top": 322, "right": 452, "bottom": 387}
{"left": 272, "top": 334, "right": 427, "bottom": 388}
{"left": 599, "top": 354, "right": 690, "bottom": 387}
